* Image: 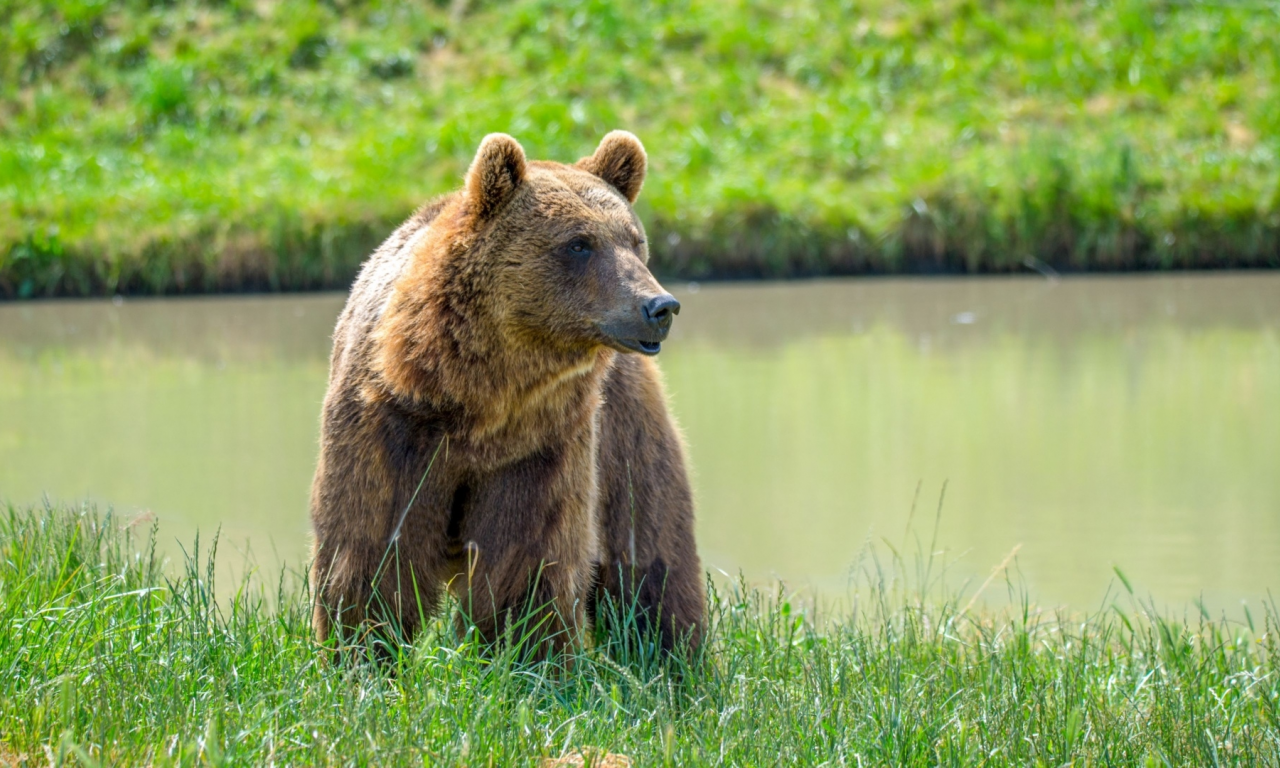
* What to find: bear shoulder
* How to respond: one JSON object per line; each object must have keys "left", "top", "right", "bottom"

{"left": 327, "top": 196, "right": 455, "bottom": 380}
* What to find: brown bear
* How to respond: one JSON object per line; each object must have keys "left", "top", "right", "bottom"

{"left": 309, "top": 131, "right": 704, "bottom": 659}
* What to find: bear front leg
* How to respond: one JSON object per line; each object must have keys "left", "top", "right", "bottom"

{"left": 593, "top": 356, "right": 706, "bottom": 658}
{"left": 448, "top": 437, "right": 599, "bottom": 659}
{"left": 310, "top": 418, "right": 452, "bottom": 658}
{"left": 592, "top": 553, "right": 704, "bottom": 658}
{"left": 311, "top": 534, "right": 446, "bottom": 657}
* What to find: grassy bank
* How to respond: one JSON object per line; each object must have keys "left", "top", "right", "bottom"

{"left": 2, "top": 1, "right": 1280, "bottom": 297}
{"left": 0, "top": 504, "right": 1277, "bottom": 765}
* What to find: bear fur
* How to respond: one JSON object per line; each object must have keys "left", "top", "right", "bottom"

{"left": 309, "top": 131, "right": 704, "bottom": 658}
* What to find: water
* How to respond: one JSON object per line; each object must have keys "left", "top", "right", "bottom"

{"left": 2, "top": 274, "right": 1277, "bottom": 612}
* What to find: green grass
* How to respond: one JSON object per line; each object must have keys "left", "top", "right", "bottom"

{"left": 1, "top": 503, "right": 1277, "bottom": 765}
{"left": 2, "top": 0, "right": 1280, "bottom": 297}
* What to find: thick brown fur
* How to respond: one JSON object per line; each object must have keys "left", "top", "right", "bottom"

{"left": 310, "top": 132, "right": 704, "bottom": 660}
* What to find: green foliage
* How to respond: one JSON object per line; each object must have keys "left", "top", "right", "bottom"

{"left": 1, "top": 503, "right": 1277, "bottom": 764}
{"left": 138, "top": 61, "right": 193, "bottom": 122}
{"left": 2, "top": 0, "right": 1279, "bottom": 296}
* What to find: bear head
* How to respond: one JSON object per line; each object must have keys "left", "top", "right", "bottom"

{"left": 458, "top": 130, "right": 678, "bottom": 356}
{"left": 374, "top": 132, "right": 679, "bottom": 410}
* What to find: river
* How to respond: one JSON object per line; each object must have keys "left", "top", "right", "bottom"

{"left": 2, "top": 273, "right": 1277, "bottom": 613}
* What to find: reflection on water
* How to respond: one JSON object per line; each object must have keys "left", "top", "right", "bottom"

{"left": 1, "top": 275, "right": 1278, "bottom": 610}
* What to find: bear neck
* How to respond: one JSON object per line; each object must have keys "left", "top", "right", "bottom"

{"left": 374, "top": 229, "right": 615, "bottom": 449}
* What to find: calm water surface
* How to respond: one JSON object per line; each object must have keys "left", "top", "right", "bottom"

{"left": 2, "top": 274, "right": 1277, "bottom": 611}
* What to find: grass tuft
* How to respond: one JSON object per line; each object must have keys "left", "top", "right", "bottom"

{"left": 1, "top": 502, "right": 1277, "bottom": 764}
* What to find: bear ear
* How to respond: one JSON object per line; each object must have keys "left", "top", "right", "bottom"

{"left": 465, "top": 133, "right": 528, "bottom": 220}
{"left": 576, "top": 130, "right": 647, "bottom": 203}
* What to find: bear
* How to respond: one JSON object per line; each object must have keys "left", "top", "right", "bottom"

{"left": 309, "top": 131, "right": 704, "bottom": 660}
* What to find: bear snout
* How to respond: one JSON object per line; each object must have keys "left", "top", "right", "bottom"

{"left": 642, "top": 294, "right": 680, "bottom": 337}
{"left": 597, "top": 293, "right": 678, "bottom": 356}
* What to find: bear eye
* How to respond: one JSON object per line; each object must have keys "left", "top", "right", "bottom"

{"left": 566, "top": 238, "right": 592, "bottom": 256}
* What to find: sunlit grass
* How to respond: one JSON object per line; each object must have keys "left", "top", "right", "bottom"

{"left": 0, "top": 502, "right": 1276, "bottom": 765}
{"left": 2, "top": 0, "right": 1279, "bottom": 296}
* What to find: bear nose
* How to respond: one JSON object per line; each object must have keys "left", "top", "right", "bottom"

{"left": 643, "top": 294, "right": 680, "bottom": 335}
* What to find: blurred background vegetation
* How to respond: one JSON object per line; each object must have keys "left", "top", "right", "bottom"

{"left": 1, "top": 0, "right": 1278, "bottom": 297}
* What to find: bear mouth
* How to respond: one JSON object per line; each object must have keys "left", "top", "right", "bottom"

{"left": 615, "top": 338, "right": 662, "bottom": 356}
